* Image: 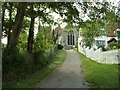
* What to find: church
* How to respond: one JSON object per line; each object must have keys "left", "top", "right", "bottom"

{"left": 56, "top": 28, "right": 79, "bottom": 50}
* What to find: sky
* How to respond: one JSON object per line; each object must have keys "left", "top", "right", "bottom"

{"left": 2, "top": 0, "right": 120, "bottom": 44}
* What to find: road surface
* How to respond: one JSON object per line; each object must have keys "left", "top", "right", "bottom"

{"left": 35, "top": 50, "right": 88, "bottom": 88}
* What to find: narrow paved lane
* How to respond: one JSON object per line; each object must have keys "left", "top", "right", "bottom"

{"left": 35, "top": 50, "right": 88, "bottom": 88}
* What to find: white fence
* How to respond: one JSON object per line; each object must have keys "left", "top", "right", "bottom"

{"left": 78, "top": 45, "right": 120, "bottom": 64}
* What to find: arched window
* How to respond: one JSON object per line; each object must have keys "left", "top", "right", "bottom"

{"left": 68, "top": 30, "right": 74, "bottom": 45}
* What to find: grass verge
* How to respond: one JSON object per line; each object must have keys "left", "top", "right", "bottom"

{"left": 76, "top": 50, "right": 118, "bottom": 88}
{"left": 3, "top": 50, "right": 67, "bottom": 88}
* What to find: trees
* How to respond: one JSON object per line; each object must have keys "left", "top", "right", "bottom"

{"left": 2, "top": 1, "right": 119, "bottom": 82}
{"left": 78, "top": 2, "right": 120, "bottom": 48}
{"left": 9, "top": 2, "right": 27, "bottom": 49}
{"left": 2, "top": 2, "right": 119, "bottom": 49}
{"left": 7, "top": 3, "right": 13, "bottom": 47}
{"left": 2, "top": 2, "right": 81, "bottom": 81}
{"left": 26, "top": 3, "right": 36, "bottom": 53}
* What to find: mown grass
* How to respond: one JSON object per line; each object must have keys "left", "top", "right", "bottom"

{"left": 76, "top": 51, "right": 118, "bottom": 88}
{"left": 3, "top": 50, "right": 67, "bottom": 88}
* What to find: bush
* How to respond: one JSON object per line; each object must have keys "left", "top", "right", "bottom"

{"left": 2, "top": 47, "right": 50, "bottom": 81}
{"left": 108, "top": 41, "right": 118, "bottom": 50}
{"left": 118, "top": 40, "right": 120, "bottom": 49}
{"left": 101, "top": 46, "right": 106, "bottom": 51}
{"left": 57, "top": 44, "right": 63, "bottom": 50}
{"left": 33, "top": 49, "right": 48, "bottom": 69}
{"left": 2, "top": 45, "right": 57, "bottom": 82}
{"left": 2, "top": 48, "right": 27, "bottom": 81}
{"left": 97, "top": 45, "right": 106, "bottom": 51}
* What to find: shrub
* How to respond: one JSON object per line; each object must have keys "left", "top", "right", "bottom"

{"left": 118, "top": 40, "right": 120, "bottom": 49}
{"left": 2, "top": 48, "right": 27, "bottom": 81}
{"left": 97, "top": 45, "right": 106, "bottom": 51}
{"left": 2, "top": 44, "right": 57, "bottom": 82}
{"left": 33, "top": 49, "right": 48, "bottom": 69}
{"left": 108, "top": 41, "right": 118, "bottom": 50}
{"left": 57, "top": 44, "right": 63, "bottom": 50}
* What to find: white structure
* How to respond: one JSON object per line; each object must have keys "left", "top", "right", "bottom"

{"left": 57, "top": 28, "right": 79, "bottom": 49}
{"left": 93, "top": 28, "right": 118, "bottom": 48}
{"left": 94, "top": 36, "right": 118, "bottom": 48}
{"left": 78, "top": 41, "right": 119, "bottom": 64}
{"left": 78, "top": 28, "right": 120, "bottom": 64}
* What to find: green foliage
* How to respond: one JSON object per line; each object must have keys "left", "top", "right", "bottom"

{"left": 2, "top": 45, "right": 56, "bottom": 82}
{"left": 118, "top": 40, "right": 120, "bottom": 48}
{"left": 22, "top": 17, "right": 31, "bottom": 30}
{"left": 32, "top": 32, "right": 55, "bottom": 70}
{"left": 79, "top": 2, "right": 120, "bottom": 48}
{"left": 38, "top": 26, "right": 52, "bottom": 42}
{"left": 17, "top": 30, "right": 28, "bottom": 52}
{"left": 2, "top": 48, "right": 27, "bottom": 81}
{"left": 3, "top": 50, "right": 67, "bottom": 88}
{"left": 32, "top": 49, "right": 48, "bottom": 70}
{"left": 57, "top": 44, "right": 63, "bottom": 50}
{"left": 34, "top": 33, "right": 53, "bottom": 51}
{"left": 80, "top": 20, "right": 102, "bottom": 48}
{"left": 107, "top": 41, "right": 118, "bottom": 50}
{"left": 2, "top": 31, "right": 54, "bottom": 82}
{"left": 65, "top": 23, "right": 73, "bottom": 30}
{"left": 2, "top": 43, "right": 6, "bottom": 48}
{"left": 81, "top": 28, "right": 94, "bottom": 48}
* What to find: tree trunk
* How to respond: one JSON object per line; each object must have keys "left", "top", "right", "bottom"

{"left": 27, "top": 17, "right": 35, "bottom": 53}
{"left": 38, "top": 16, "right": 41, "bottom": 33}
{"left": 2, "top": 3, "right": 6, "bottom": 32}
{"left": 0, "top": 2, "right": 2, "bottom": 46}
{"left": 7, "top": 3, "right": 12, "bottom": 48}
{"left": 9, "top": 2, "right": 27, "bottom": 49}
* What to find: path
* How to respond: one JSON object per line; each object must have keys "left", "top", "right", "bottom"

{"left": 35, "top": 50, "right": 88, "bottom": 88}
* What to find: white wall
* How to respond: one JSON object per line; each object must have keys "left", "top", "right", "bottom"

{"left": 78, "top": 37, "right": 120, "bottom": 64}
{"left": 94, "top": 36, "right": 118, "bottom": 48}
